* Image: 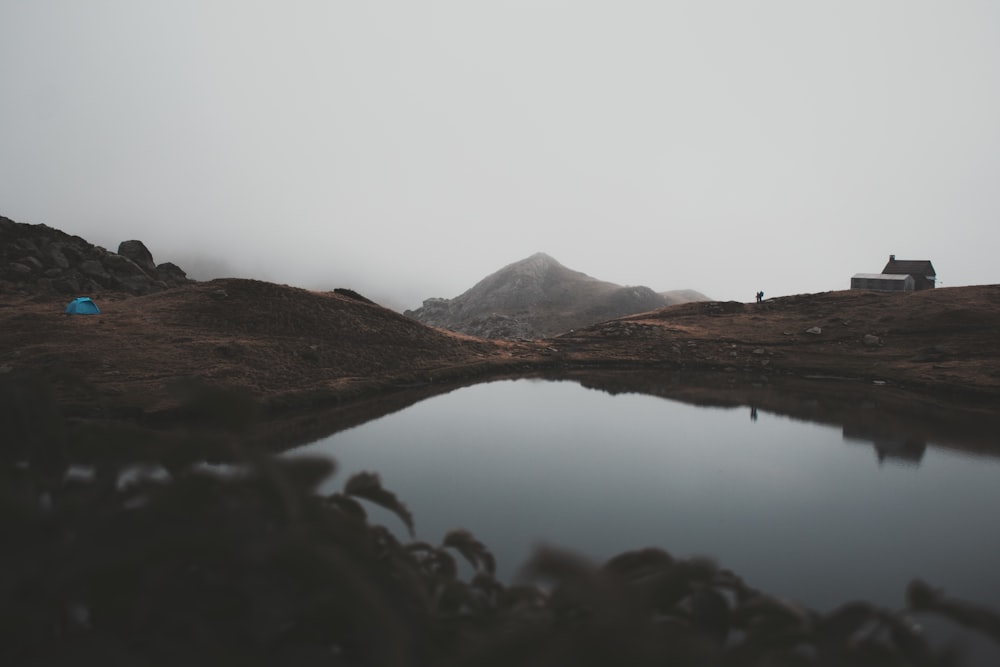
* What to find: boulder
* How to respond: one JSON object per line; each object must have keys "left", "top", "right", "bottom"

{"left": 21, "top": 256, "right": 44, "bottom": 271}
{"left": 61, "top": 245, "right": 84, "bottom": 264}
{"left": 7, "top": 262, "right": 33, "bottom": 276}
{"left": 117, "top": 240, "right": 157, "bottom": 274}
{"left": 79, "top": 259, "right": 111, "bottom": 283}
{"left": 156, "top": 262, "right": 189, "bottom": 284}
{"left": 50, "top": 275, "right": 81, "bottom": 294}
{"left": 47, "top": 245, "right": 70, "bottom": 269}
{"left": 15, "top": 237, "right": 39, "bottom": 254}
{"left": 103, "top": 253, "right": 148, "bottom": 277}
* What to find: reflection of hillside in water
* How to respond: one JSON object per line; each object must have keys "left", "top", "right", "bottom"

{"left": 268, "top": 369, "right": 1000, "bottom": 465}
{"left": 553, "top": 369, "right": 1000, "bottom": 464}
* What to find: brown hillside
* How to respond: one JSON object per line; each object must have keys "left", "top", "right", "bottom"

{"left": 547, "top": 285, "right": 1000, "bottom": 403}
{"left": 0, "top": 279, "right": 535, "bottom": 419}
{"left": 2, "top": 280, "right": 999, "bottom": 429}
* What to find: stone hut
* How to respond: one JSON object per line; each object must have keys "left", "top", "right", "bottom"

{"left": 850, "top": 255, "right": 936, "bottom": 292}
{"left": 881, "top": 255, "right": 936, "bottom": 290}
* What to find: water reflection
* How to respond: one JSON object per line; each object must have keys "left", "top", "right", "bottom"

{"left": 559, "top": 369, "right": 1000, "bottom": 464}
{"left": 290, "top": 373, "right": 1000, "bottom": 611}
{"left": 276, "top": 368, "right": 1000, "bottom": 463}
{"left": 844, "top": 425, "right": 927, "bottom": 466}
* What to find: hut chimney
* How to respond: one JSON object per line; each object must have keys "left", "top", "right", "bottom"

{"left": 889, "top": 254, "right": 895, "bottom": 261}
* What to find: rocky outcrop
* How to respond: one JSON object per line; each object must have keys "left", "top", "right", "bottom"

{"left": 404, "top": 252, "right": 709, "bottom": 339}
{"left": 0, "top": 215, "right": 192, "bottom": 296}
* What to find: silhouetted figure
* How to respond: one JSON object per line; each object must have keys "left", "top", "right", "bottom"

{"left": 750, "top": 406, "right": 758, "bottom": 422}
{"left": 755, "top": 290, "right": 764, "bottom": 303}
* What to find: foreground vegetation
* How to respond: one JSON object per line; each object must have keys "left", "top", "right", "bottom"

{"left": 4, "top": 383, "right": 1000, "bottom": 666}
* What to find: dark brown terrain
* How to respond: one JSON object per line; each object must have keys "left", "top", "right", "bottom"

{"left": 553, "top": 286, "right": 1000, "bottom": 400}
{"left": 3, "top": 277, "right": 999, "bottom": 426}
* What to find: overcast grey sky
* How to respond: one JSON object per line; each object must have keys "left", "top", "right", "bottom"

{"left": 2, "top": 1, "right": 998, "bottom": 308}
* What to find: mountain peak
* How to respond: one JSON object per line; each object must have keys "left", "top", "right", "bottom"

{"left": 504, "top": 252, "right": 566, "bottom": 274}
{"left": 404, "top": 254, "right": 704, "bottom": 339}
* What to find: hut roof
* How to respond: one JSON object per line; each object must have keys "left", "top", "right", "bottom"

{"left": 883, "top": 257, "right": 936, "bottom": 277}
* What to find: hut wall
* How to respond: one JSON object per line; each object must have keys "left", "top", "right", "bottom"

{"left": 850, "top": 275, "right": 915, "bottom": 292}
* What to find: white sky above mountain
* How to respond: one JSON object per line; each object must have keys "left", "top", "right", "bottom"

{"left": 2, "top": 1, "right": 998, "bottom": 309}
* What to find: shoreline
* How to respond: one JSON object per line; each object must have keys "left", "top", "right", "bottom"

{"left": 3, "top": 281, "right": 999, "bottom": 435}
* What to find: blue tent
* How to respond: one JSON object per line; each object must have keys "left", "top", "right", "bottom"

{"left": 65, "top": 297, "right": 100, "bottom": 315}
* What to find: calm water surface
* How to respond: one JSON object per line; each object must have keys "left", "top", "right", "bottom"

{"left": 290, "top": 378, "right": 1000, "bottom": 615}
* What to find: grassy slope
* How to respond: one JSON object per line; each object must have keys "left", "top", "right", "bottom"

{"left": 550, "top": 285, "right": 1000, "bottom": 399}
{"left": 2, "top": 281, "right": 998, "bottom": 423}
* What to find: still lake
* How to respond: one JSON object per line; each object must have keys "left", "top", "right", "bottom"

{"left": 289, "top": 375, "right": 1000, "bottom": 616}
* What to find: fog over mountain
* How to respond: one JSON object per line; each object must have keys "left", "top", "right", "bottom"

{"left": 405, "top": 252, "right": 708, "bottom": 339}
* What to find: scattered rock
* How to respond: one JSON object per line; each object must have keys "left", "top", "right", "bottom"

{"left": 863, "top": 334, "right": 882, "bottom": 347}
{"left": 805, "top": 327, "right": 822, "bottom": 335}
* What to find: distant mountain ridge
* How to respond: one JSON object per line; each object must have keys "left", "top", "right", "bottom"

{"left": 404, "top": 252, "right": 709, "bottom": 339}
